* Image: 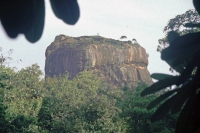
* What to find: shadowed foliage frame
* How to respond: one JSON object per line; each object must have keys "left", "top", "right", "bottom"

{"left": 141, "top": 0, "right": 200, "bottom": 132}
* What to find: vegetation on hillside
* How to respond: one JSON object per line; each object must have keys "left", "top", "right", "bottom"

{"left": 46, "top": 35, "right": 141, "bottom": 59}
{"left": 0, "top": 61, "right": 177, "bottom": 132}
{"left": 56, "top": 36, "right": 139, "bottom": 48}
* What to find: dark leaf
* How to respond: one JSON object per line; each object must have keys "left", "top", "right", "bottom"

{"left": 165, "top": 60, "right": 184, "bottom": 73}
{"left": 147, "top": 89, "right": 177, "bottom": 110}
{"left": 172, "top": 47, "right": 200, "bottom": 67}
{"left": 0, "top": 0, "right": 26, "bottom": 38}
{"left": 175, "top": 88, "right": 200, "bottom": 132}
{"left": 196, "top": 128, "right": 200, "bottom": 133}
{"left": 161, "top": 47, "right": 175, "bottom": 61}
{"left": 184, "top": 23, "right": 200, "bottom": 28}
{"left": 25, "top": 1, "right": 45, "bottom": 43}
{"left": 176, "top": 57, "right": 199, "bottom": 84}
{"left": 0, "top": 0, "right": 45, "bottom": 43}
{"left": 141, "top": 76, "right": 179, "bottom": 97}
{"left": 151, "top": 73, "right": 173, "bottom": 80}
{"left": 50, "top": 0, "right": 80, "bottom": 25}
{"left": 171, "top": 83, "right": 191, "bottom": 114}
{"left": 161, "top": 45, "right": 199, "bottom": 61}
{"left": 175, "top": 97, "right": 193, "bottom": 133}
{"left": 151, "top": 94, "right": 178, "bottom": 122}
{"left": 161, "top": 45, "right": 200, "bottom": 73}
{"left": 190, "top": 65, "right": 200, "bottom": 90}
{"left": 189, "top": 91, "right": 200, "bottom": 132}
{"left": 171, "top": 32, "right": 200, "bottom": 49}
{"left": 193, "top": 0, "right": 200, "bottom": 14}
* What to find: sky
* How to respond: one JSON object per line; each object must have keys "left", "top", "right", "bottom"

{"left": 0, "top": 0, "right": 195, "bottom": 76}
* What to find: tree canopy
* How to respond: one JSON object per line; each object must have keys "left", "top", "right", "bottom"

{"left": 0, "top": 59, "right": 177, "bottom": 132}
{"left": 120, "top": 36, "right": 127, "bottom": 40}
{"left": 157, "top": 9, "right": 200, "bottom": 52}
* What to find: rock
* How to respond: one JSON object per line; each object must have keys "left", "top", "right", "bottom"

{"left": 45, "top": 35, "right": 153, "bottom": 88}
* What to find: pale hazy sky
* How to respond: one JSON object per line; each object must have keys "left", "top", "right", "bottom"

{"left": 0, "top": 0, "right": 195, "bottom": 76}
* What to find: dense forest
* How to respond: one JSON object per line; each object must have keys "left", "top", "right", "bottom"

{"left": 0, "top": 63, "right": 177, "bottom": 132}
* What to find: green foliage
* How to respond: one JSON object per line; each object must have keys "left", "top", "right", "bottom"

{"left": 142, "top": 4, "right": 200, "bottom": 133}
{"left": 4, "top": 64, "right": 44, "bottom": 122}
{"left": 0, "top": 88, "right": 14, "bottom": 132}
{"left": 117, "top": 84, "right": 177, "bottom": 133}
{"left": 0, "top": 64, "right": 44, "bottom": 132}
{"left": 0, "top": 66, "right": 15, "bottom": 89}
{"left": 0, "top": 109, "right": 15, "bottom": 132}
{"left": 0, "top": 48, "right": 180, "bottom": 132}
{"left": 0, "top": 61, "right": 178, "bottom": 132}
{"left": 10, "top": 115, "right": 36, "bottom": 133}
{"left": 39, "top": 71, "right": 126, "bottom": 132}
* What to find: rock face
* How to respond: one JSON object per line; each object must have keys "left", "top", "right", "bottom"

{"left": 45, "top": 35, "right": 153, "bottom": 88}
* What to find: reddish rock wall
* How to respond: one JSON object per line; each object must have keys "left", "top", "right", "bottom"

{"left": 45, "top": 35, "right": 153, "bottom": 88}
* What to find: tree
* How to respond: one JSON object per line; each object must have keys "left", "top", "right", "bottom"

{"left": 141, "top": 1, "right": 200, "bottom": 133}
{"left": 0, "top": 47, "right": 13, "bottom": 67}
{"left": 0, "top": 62, "right": 179, "bottom": 132}
{"left": 157, "top": 9, "right": 200, "bottom": 74}
{"left": 0, "top": 64, "right": 45, "bottom": 132}
{"left": 0, "top": 64, "right": 44, "bottom": 132}
{"left": 116, "top": 84, "right": 177, "bottom": 133}
{"left": 0, "top": 48, "right": 22, "bottom": 67}
{"left": 0, "top": 0, "right": 80, "bottom": 43}
{"left": 120, "top": 36, "right": 127, "bottom": 40}
{"left": 0, "top": 80, "right": 14, "bottom": 132}
{"left": 38, "top": 71, "right": 126, "bottom": 132}
{"left": 157, "top": 9, "right": 200, "bottom": 52}
{"left": 132, "top": 38, "right": 138, "bottom": 44}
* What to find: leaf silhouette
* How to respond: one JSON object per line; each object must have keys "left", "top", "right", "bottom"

{"left": 171, "top": 32, "right": 200, "bottom": 49}
{"left": 25, "top": 1, "right": 45, "bottom": 43}
{"left": 0, "top": 0, "right": 45, "bottom": 43}
{"left": 184, "top": 23, "right": 200, "bottom": 28}
{"left": 171, "top": 46, "right": 200, "bottom": 67}
{"left": 151, "top": 73, "right": 173, "bottom": 80}
{"left": 0, "top": 0, "right": 80, "bottom": 43}
{"left": 141, "top": 76, "right": 179, "bottom": 97}
{"left": 50, "top": 0, "right": 80, "bottom": 25}
{"left": 171, "top": 83, "right": 191, "bottom": 114}
{"left": 151, "top": 94, "right": 178, "bottom": 122}
{"left": 147, "top": 89, "right": 177, "bottom": 110}
{"left": 175, "top": 97, "right": 193, "bottom": 133}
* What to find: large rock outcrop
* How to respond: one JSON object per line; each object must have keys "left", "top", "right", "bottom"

{"left": 45, "top": 35, "right": 153, "bottom": 88}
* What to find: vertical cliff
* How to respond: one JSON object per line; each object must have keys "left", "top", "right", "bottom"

{"left": 45, "top": 35, "right": 153, "bottom": 88}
